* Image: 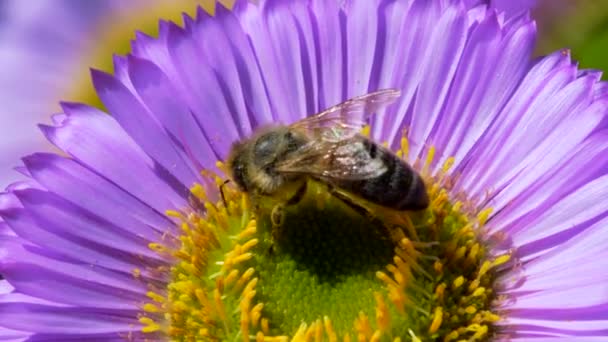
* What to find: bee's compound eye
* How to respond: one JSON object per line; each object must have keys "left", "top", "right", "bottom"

{"left": 253, "top": 131, "right": 281, "bottom": 162}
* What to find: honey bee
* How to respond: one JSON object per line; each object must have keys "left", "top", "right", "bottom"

{"left": 226, "top": 89, "right": 429, "bottom": 226}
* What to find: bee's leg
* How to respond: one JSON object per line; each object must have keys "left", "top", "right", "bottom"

{"left": 286, "top": 181, "right": 308, "bottom": 206}
{"left": 219, "top": 179, "right": 231, "bottom": 213}
{"left": 326, "top": 186, "right": 375, "bottom": 219}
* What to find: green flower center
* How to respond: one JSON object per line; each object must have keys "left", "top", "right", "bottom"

{"left": 138, "top": 137, "right": 510, "bottom": 342}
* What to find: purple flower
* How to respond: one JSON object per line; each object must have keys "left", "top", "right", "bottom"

{"left": 1, "top": 0, "right": 606, "bottom": 340}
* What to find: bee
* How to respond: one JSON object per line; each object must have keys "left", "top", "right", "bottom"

{"left": 226, "top": 89, "right": 429, "bottom": 226}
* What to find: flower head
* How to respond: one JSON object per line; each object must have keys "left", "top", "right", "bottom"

{"left": 1, "top": 0, "right": 607, "bottom": 341}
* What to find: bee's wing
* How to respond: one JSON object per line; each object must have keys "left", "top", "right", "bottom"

{"left": 275, "top": 137, "right": 387, "bottom": 180}
{"left": 290, "top": 88, "right": 401, "bottom": 142}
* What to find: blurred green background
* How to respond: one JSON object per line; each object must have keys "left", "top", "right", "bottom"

{"left": 535, "top": 0, "right": 608, "bottom": 74}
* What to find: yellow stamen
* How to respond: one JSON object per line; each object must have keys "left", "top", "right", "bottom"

{"left": 429, "top": 307, "right": 443, "bottom": 334}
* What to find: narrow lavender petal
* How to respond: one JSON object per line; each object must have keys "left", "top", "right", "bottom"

{"left": 455, "top": 51, "right": 575, "bottom": 195}
{"left": 490, "top": 122, "right": 608, "bottom": 240}
{"left": 343, "top": 0, "right": 381, "bottom": 99}
{"left": 12, "top": 188, "right": 163, "bottom": 263}
{"left": 2, "top": 263, "right": 143, "bottom": 309}
{"left": 200, "top": 4, "right": 275, "bottom": 126}
{"left": 0, "top": 280, "right": 14, "bottom": 295}
{"left": 375, "top": 0, "right": 440, "bottom": 142}
{"left": 165, "top": 23, "right": 244, "bottom": 158}
{"left": 472, "top": 73, "right": 599, "bottom": 203}
{"left": 499, "top": 216, "right": 608, "bottom": 307}
{"left": 0, "top": 326, "right": 29, "bottom": 341}
{"left": 309, "top": 0, "right": 345, "bottom": 111}
{"left": 192, "top": 7, "right": 258, "bottom": 133}
{"left": 0, "top": 303, "right": 139, "bottom": 334}
{"left": 488, "top": 133, "right": 608, "bottom": 254}
{"left": 430, "top": 12, "right": 535, "bottom": 172}
{"left": 40, "top": 103, "right": 187, "bottom": 211}
{"left": 91, "top": 69, "right": 199, "bottom": 189}
{"left": 0, "top": 236, "right": 148, "bottom": 294}
{"left": 24, "top": 331, "right": 155, "bottom": 341}
{"left": 501, "top": 318, "right": 608, "bottom": 339}
{"left": 127, "top": 55, "right": 219, "bottom": 173}
{"left": 238, "top": 0, "right": 312, "bottom": 123}
{"left": 406, "top": 3, "right": 468, "bottom": 159}
{"left": 22, "top": 153, "right": 174, "bottom": 240}
{"left": 0, "top": 195, "right": 145, "bottom": 276}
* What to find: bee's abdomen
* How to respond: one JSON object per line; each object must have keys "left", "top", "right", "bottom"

{"left": 337, "top": 147, "right": 429, "bottom": 211}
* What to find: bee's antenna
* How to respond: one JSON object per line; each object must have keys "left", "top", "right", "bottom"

{"left": 220, "top": 179, "right": 231, "bottom": 211}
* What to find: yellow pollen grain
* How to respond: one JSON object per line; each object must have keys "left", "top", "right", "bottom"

{"left": 452, "top": 246, "right": 467, "bottom": 262}
{"left": 292, "top": 322, "right": 308, "bottom": 342}
{"left": 444, "top": 330, "right": 459, "bottom": 342}
{"left": 393, "top": 256, "right": 412, "bottom": 281}
{"left": 386, "top": 264, "right": 406, "bottom": 287}
{"left": 361, "top": 125, "right": 371, "bottom": 137}
{"left": 251, "top": 303, "right": 264, "bottom": 327}
{"left": 424, "top": 146, "right": 436, "bottom": 174}
{"left": 241, "top": 238, "right": 259, "bottom": 253}
{"left": 477, "top": 260, "right": 491, "bottom": 278}
{"left": 323, "top": 316, "right": 338, "bottom": 342}
{"left": 433, "top": 260, "right": 443, "bottom": 274}
{"left": 465, "top": 243, "right": 480, "bottom": 267}
{"left": 442, "top": 157, "right": 455, "bottom": 173}
{"left": 451, "top": 201, "right": 463, "bottom": 213}
{"left": 143, "top": 303, "right": 160, "bottom": 313}
{"left": 146, "top": 291, "right": 165, "bottom": 303}
{"left": 235, "top": 268, "right": 256, "bottom": 291}
{"left": 165, "top": 209, "right": 184, "bottom": 219}
{"left": 429, "top": 307, "right": 443, "bottom": 334}
{"left": 453, "top": 276, "right": 465, "bottom": 289}
{"left": 238, "top": 222, "right": 258, "bottom": 239}
{"left": 471, "top": 287, "right": 486, "bottom": 297}
{"left": 224, "top": 269, "right": 240, "bottom": 287}
{"left": 400, "top": 137, "right": 409, "bottom": 159}
{"left": 261, "top": 318, "right": 270, "bottom": 335}
{"left": 435, "top": 283, "right": 446, "bottom": 302}
{"left": 354, "top": 312, "right": 372, "bottom": 340}
{"left": 376, "top": 271, "right": 399, "bottom": 289}
{"left": 492, "top": 254, "right": 511, "bottom": 267}
{"left": 468, "top": 278, "right": 480, "bottom": 292}
{"left": 476, "top": 208, "right": 493, "bottom": 226}
{"left": 232, "top": 252, "right": 254, "bottom": 265}
{"left": 465, "top": 306, "right": 477, "bottom": 314}
{"left": 240, "top": 309, "right": 250, "bottom": 342}
{"left": 190, "top": 183, "right": 207, "bottom": 202}
{"left": 370, "top": 330, "right": 382, "bottom": 342}
{"left": 374, "top": 292, "right": 391, "bottom": 332}
{"left": 132, "top": 268, "right": 141, "bottom": 278}
{"left": 148, "top": 243, "right": 168, "bottom": 254}
{"left": 387, "top": 285, "right": 406, "bottom": 314}
{"left": 312, "top": 319, "right": 323, "bottom": 342}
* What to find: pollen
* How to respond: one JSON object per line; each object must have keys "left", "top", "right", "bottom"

{"left": 136, "top": 132, "right": 510, "bottom": 341}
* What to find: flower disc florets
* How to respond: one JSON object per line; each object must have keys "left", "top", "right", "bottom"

{"left": 139, "top": 139, "right": 509, "bottom": 341}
